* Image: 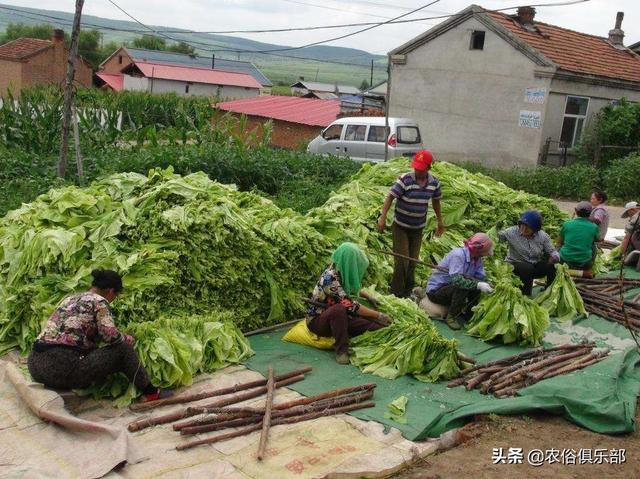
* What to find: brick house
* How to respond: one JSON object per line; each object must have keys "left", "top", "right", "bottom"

{"left": 0, "top": 29, "right": 92, "bottom": 97}
{"left": 215, "top": 96, "right": 341, "bottom": 149}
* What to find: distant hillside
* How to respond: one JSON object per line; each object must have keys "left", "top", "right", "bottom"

{"left": 0, "top": 3, "right": 388, "bottom": 87}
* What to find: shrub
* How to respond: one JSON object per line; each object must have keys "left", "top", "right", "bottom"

{"left": 603, "top": 152, "right": 640, "bottom": 201}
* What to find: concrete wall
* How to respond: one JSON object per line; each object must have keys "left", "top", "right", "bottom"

{"left": 541, "top": 78, "right": 640, "bottom": 165}
{"left": 213, "top": 111, "right": 322, "bottom": 149}
{"left": 124, "top": 76, "right": 259, "bottom": 99}
{"left": 0, "top": 59, "right": 22, "bottom": 96}
{"left": 390, "top": 16, "right": 554, "bottom": 168}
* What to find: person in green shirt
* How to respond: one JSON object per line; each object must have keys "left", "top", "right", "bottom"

{"left": 557, "top": 201, "right": 600, "bottom": 276}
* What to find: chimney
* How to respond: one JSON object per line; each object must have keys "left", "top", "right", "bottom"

{"left": 608, "top": 12, "right": 625, "bottom": 47}
{"left": 516, "top": 6, "right": 536, "bottom": 25}
{"left": 52, "top": 29, "right": 65, "bottom": 43}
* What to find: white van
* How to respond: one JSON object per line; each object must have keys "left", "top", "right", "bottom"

{"left": 307, "top": 117, "right": 423, "bottom": 162}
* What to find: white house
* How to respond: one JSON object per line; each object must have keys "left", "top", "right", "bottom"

{"left": 388, "top": 5, "right": 640, "bottom": 168}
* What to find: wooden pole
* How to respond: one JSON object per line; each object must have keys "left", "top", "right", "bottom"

{"left": 130, "top": 366, "right": 311, "bottom": 412}
{"left": 176, "top": 401, "right": 375, "bottom": 451}
{"left": 71, "top": 101, "right": 84, "bottom": 184}
{"left": 58, "top": 0, "right": 84, "bottom": 178}
{"left": 257, "top": 366, "right": 274, "bottom": 461}
{"left": 128, "top": 374, "right": 305, "bottom": 432}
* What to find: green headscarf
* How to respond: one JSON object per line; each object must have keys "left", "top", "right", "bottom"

{"left": 331, "top": 242, "right": 369, "bottom": 297}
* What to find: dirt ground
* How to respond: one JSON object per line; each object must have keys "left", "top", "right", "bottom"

{"left": 554, "top": 200, "right": 627, "bottom": 229}
{"left": 393, "top": 406, "right": 639, "bottom": 479}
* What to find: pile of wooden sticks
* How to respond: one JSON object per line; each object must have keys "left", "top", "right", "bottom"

{"left": 447, "top": 343, "right": 608, "bottom": 398}
{"left": 126, "top": 366, "right": 376, "bottom": 452}
{"left": 575, "top": 277, "right": 640, "bottom": 331}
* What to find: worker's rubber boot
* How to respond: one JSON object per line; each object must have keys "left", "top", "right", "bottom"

{"left": 335, "top": 352, "right": 350, "bottom": 365}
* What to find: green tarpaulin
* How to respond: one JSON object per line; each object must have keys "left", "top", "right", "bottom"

{"left": 246, "top": 271, "right": 640, "bottom": 441}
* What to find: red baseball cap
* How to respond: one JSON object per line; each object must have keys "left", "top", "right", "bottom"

{"left": 411, "top": 150, "right": 434, "bottom": 171}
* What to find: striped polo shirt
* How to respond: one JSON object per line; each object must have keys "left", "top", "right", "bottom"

{"left": 390, "top": 172, "right": 442, "bottom": 229}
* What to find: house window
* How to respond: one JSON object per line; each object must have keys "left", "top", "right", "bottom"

{"left": 559, "top": 96, "right": 589, "bottom": 148}
{"left": 185, "top": 83, "right": 192, "bottom": 94}
{"left": 470, "top": 31, "right": 485, "bottom": 50}
{"left": 118, "top": 55, "right": 123, "bottom": 64}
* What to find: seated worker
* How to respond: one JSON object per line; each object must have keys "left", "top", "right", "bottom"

{"left": 620, "top": 201, "right": 640, "bottom": 268}
{"left": 498, "top": 210, "right": 559, "bottom": 296}
{"left": 557, "top": 201, "right": 600, "bottom": 277}
{"left": 306, "top": 242, "right": 390, "bottom": 365}
{"left": 28, "top": 269, "right": 171, "bottom": 402}
{"left": 426, "top": 233, "right": 494, "bottom": 330}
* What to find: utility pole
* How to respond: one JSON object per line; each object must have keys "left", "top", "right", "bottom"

{"left": 211, "top": 54, "right": 215, "bottom": 69}
{"left": 315, "top": 67, "right": 319, "bottom": 81}
{"left": 384, "top": 55, "right": 391, "bottom": 162}
{"left": 370, "top": 59, "right": 373, "bottom": 88}
{"left": 57, "top": 0, "right": 84, "bottom": 179}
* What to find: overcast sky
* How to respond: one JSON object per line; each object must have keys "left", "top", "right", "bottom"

{"left": 3, "top": 0, "right": 639, "bottom": 54}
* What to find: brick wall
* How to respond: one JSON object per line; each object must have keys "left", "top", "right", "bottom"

{"left": 214, "top": 111, "right": 323, "bottom": 149}
{"left": 101, "top": 48, "right": 133, "bottom": 74}
{"left": 0, "top": 59, "right": 22, "bottom": 96}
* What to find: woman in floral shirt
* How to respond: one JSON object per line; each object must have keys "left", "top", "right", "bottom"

{"left": 307, "top": 242, "right": 392, "bottom": 364}
{"left": 28, "top": 269, "right": 170, "bottom": 402}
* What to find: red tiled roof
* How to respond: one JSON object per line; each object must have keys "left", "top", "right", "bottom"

{"left": 96, "top": 72, "right": 124, "bottom": 91}
{"left": 132, "top": 61, "right": 261, "bottom": 89}
{"left": 216, "top": 96, "right": 341, "bottom": 127}
{"left": 487, "top": 11, "right": 640, "bottom": 83}
{"left": 0, "top": 37, "right": 52, "bottom": 61}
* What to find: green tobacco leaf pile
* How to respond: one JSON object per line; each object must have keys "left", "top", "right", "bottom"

{"left": 307, "top": 159, "right": 567, "bottom": 288}
{"left": 349, "top": 290, "right": 461, "bottom": 382}
{"left": 534, "top": 263, "right": 586, "bottom": 322}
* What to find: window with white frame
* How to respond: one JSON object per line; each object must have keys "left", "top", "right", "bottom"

{"left": 559, "top": 96, "right": 589, "bottom": 148}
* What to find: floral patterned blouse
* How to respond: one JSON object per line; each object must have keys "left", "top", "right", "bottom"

{"left": 306, "top": 264, "right": 360, "bottom": 319}
{"left": 36, "top": 292, "right": 132, "bottom": 351}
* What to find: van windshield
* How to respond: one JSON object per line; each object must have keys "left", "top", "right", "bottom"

{"left": 397, "top": 126, "right": 421, "bottom": 144}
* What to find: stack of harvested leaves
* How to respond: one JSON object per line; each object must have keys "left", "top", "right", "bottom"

{"left": 448, "top": 343, "right": 608, "bottom": 398}
{"left": 535, "top": 264, "right": 586, "bottom": 321}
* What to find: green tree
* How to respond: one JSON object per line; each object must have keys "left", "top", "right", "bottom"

{"left": 359, "top": 79, "right": 370, "bottom": 91}
{"left": 167, "top": 41, "right": 195, "bottom": 55}
{"left": 131, "top": 34, "right": 167, "bottom": 51}
{"left": 0, "top": 22, "right": 53, "bottom": 43}
{"left": 77, "top": 30, "right": 102, "bottom": 69}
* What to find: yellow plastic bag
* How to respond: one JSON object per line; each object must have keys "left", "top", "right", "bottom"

{"left": 282, "top": 320, "right": 335, "bottom": 350}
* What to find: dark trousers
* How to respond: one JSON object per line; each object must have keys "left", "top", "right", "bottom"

{"left": 307, "top": 304, "right": 383, "bottom": 354}
{"left": 427, "top": 284, "right": 480, "bottom": 320}
{"left": 391, "top": 222, "right": 424, "bottom": 297}
{"left": 511, "top": 260, "right": 556, "bottom": 296}
{"left": 27, "top": 342, "right": 152, "bottom": 391}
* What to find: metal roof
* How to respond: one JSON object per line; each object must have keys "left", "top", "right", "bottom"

{"left": 290, "top": 80, "right": 360, "bottom": 95}
{"left": 131, "top": 61, "right": 262, "bottom": 89}
{"left": 217, "top": 96, "right": 340, "bottom": 127}
{"left": 96, "top": 72, "right": 124, "bottom": 91}
{"left": 126, "top": 48, "right": 272, "bottom": 86}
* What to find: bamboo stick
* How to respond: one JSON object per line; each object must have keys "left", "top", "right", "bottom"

{"left": 130, "top": 366, "right": 312, "bottom": 412}
{"left": 179, "top": 390, "right": 375, "bottom": 435}
{"left": 244, "top": 319, "right": 301, "bottom": 337}
{"left": 257, "top": 366, "right": 274, "bottom": 461}
{"left": 175, "top": 401, "right": 375, "bottom": 451}
{"left": 128, "top": 374, "right": 305, "bottom": 432}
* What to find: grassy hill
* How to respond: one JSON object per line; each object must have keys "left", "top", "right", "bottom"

{"left": 0, "top": 3, "right": 388, "bottom": 87}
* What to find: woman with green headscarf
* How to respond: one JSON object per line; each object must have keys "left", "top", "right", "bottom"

{"left": 306, "top": 242, "right": 391, "bottom": 364}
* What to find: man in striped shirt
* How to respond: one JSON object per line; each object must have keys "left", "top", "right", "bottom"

{"left": 378, "top": 150, "right": 445, "bottom": 297}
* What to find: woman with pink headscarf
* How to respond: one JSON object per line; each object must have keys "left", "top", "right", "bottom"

{"left": 426, "top": 233, "right": 494, "bottom": 330}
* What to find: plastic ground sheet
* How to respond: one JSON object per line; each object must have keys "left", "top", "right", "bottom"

{"left": 246, "top": 269, "right": 640, "bottom": 441}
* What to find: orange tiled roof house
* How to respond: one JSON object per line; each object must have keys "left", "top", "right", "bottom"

{"left": 388, "top": 5, "right": 640, "bottom": 168}
{"left": 0, "top": 29, "right": 92, "bottom": 97}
